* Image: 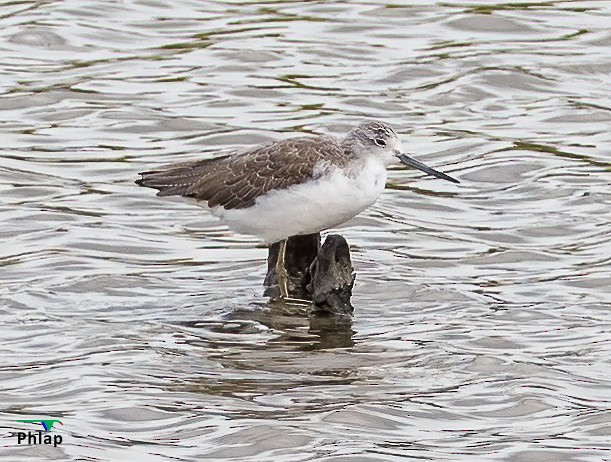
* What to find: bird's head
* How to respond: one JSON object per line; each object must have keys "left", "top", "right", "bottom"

{"left": 345, "top": 121, "right": 459, "bottom": 184}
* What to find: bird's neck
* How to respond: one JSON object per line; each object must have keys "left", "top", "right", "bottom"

{"left": 341, "top": 136, "right": 368, "bottom": 159}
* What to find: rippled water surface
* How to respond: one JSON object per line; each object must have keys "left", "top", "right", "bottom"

{"left": 1, "top": 1, "right": 610, "bottom": 461}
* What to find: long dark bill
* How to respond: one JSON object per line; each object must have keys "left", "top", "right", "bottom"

{"left": 397, "top": 154, "right": 459, "bottom": 184}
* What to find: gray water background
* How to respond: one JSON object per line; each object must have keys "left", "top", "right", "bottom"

{"left": 1, "top": 1, "right": 610, "bottom": 461}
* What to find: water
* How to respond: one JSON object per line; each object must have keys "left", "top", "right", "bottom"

{"left": 1, "top": 1, "right": 610, "bottom": 460}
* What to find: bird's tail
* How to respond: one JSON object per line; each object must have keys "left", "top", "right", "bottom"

{"left": 135, "top": 156, "right": 227, "bottom": 197}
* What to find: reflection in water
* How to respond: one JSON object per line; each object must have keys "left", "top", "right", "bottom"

{"left": 230, "top": 300, "right": 355, "bottom": 349}
{"left": 1, "top": 1, "right": 610, "bottom": 461}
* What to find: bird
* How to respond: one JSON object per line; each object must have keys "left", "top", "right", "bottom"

{"left": 136, "top": 121, "right": 459, "bottom": 297}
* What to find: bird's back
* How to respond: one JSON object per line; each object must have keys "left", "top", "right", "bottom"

{"left": 136, "top": 135, "right": 350, "bottom": 210}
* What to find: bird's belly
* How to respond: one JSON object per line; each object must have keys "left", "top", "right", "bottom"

{"left": 214, "top": 160, "right": 387, "bottom": 243}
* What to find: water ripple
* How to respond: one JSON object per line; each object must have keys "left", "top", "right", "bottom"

{"left": 1, "top": 1, "right": 610, "bottom": 461}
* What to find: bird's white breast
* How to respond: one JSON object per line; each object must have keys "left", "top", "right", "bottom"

{"left": 213, "top": 156, "right": 388, "bottom": 243}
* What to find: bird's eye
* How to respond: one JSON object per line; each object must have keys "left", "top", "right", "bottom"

{"left": 374, "top": 138, "right": 386, "bottom": 147}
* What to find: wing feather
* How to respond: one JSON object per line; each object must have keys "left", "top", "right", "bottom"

{"left": 136, "top": 136, "right": 349, "bottom": 210}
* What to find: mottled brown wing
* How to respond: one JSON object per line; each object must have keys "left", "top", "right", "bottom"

{"left": 136, "top": 136, "right": 347, "bottom": 210}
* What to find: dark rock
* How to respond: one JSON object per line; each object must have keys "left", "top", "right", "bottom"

{"left": 264, "top": 233, "right": 354, "bottom": 317}
{"left": 307, "top": 235, "right": 355, "bottom": 317}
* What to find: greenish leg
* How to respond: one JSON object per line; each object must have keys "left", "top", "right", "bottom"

{"left": 276, "top": 239, "right": 289, "bottom": 299}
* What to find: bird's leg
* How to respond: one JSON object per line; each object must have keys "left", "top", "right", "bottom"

{"left": 275, "top": 239, "right": 312, "bottom": 306}
{"left": 276, "top": 239, "right": 289, "bottom": 299}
